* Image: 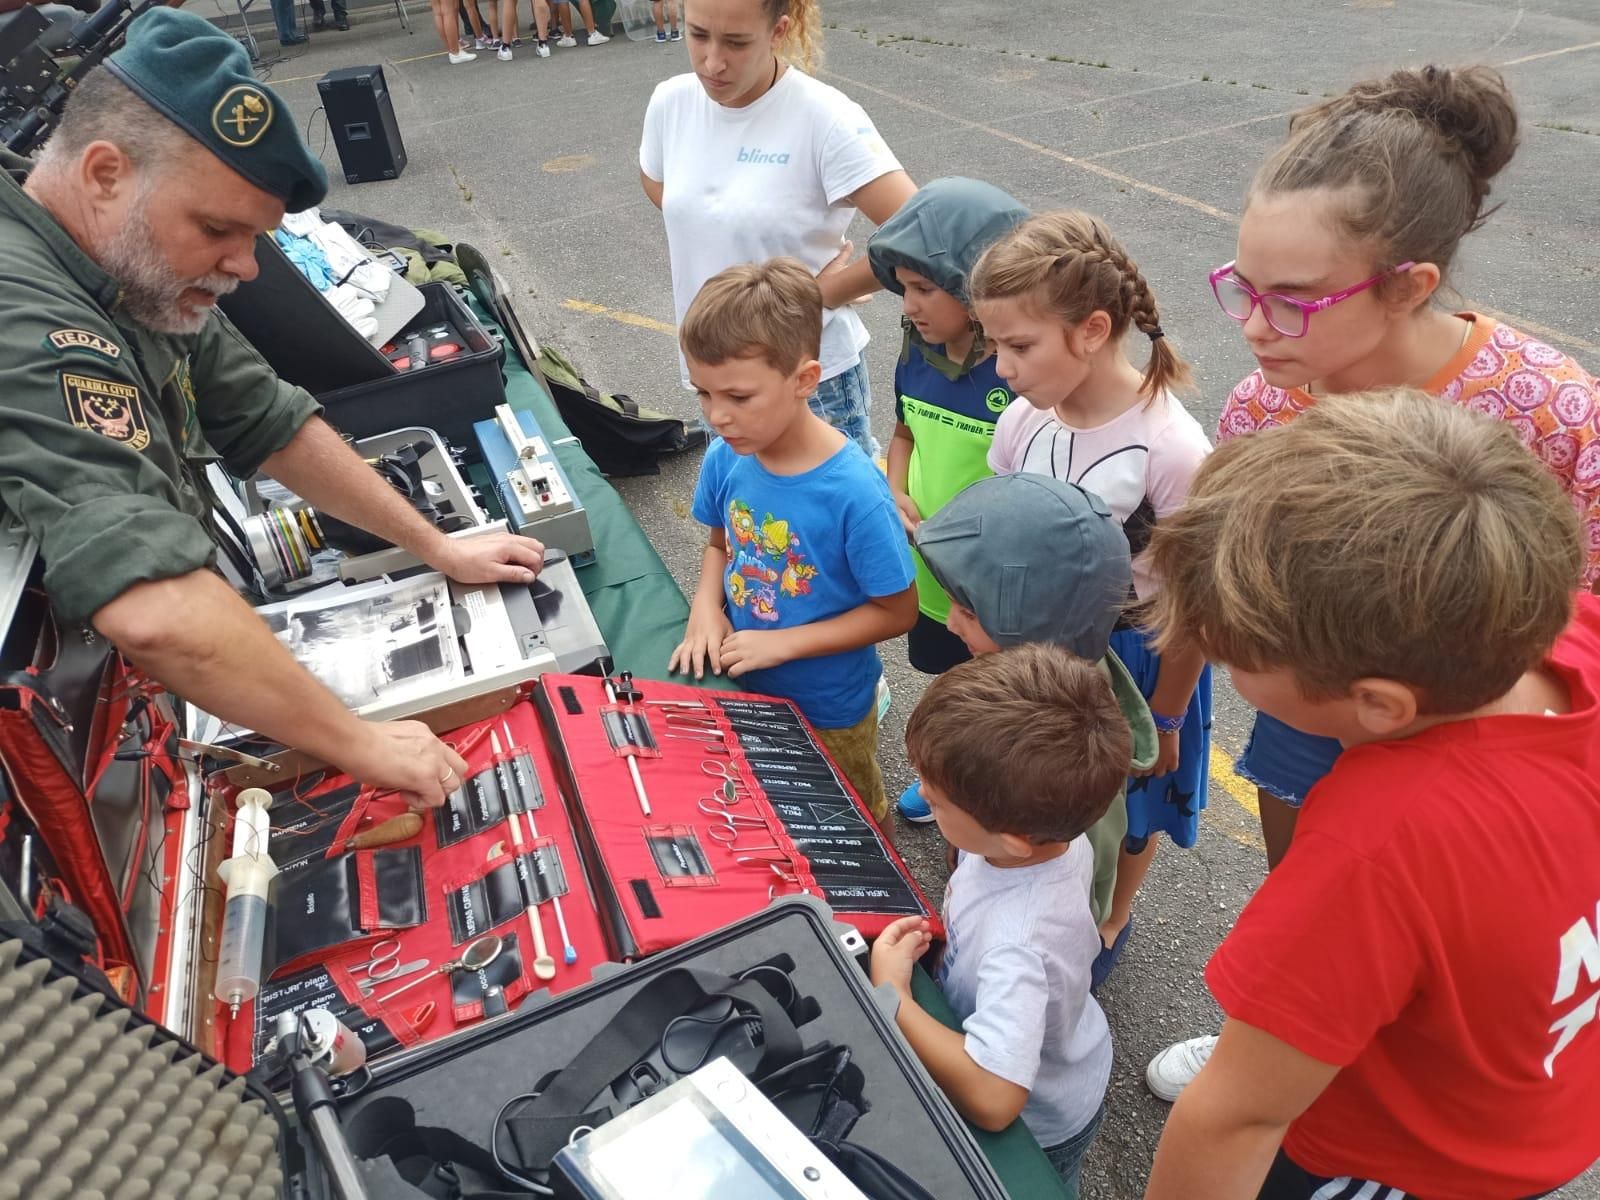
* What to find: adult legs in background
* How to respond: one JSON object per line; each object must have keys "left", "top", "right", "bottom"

{"left": 269, "top": 0, "right": 306, "bottom": 44}
{"left": 432, "top": 0, "right": 475, "bottom": 57}
{"left": 574, "top": 0, "right": 608, "bottom": 39}
{"left": 307, "top": 0, "right": 349, "bottom": 29}
{"left": 651, "top": 0, "right": 679, "bottom": 37}
{"left": 809, "top": 359, "right": 879, "bottom": 459}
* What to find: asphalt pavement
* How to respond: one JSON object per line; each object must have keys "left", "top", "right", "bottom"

{"left": 254, "top": 2, "right": 1599, "bottom": 1192}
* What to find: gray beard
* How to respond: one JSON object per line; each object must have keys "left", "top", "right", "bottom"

{"left": 97, "top": 200, "right": 240, "bottom": 335}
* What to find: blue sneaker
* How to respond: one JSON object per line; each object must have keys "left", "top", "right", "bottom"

{"left": 896, "top": 780, "right": 935, "bottom": 824}
{"left": 655, "top": 28, "right": 667, "bottom": 41}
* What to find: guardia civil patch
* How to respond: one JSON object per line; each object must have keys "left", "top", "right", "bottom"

{"left": 212, "top": 84, "right": 273, "bottom": 148}
{"left": 43, "top": 328, "right": 122, "bottom": 362}
{"left": 61, "top": 373, "right": 150, "bottom": 452}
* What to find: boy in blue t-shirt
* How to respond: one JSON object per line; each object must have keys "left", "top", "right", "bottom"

{"left": 669, "top": 258, "right": 918, "bottom": 822}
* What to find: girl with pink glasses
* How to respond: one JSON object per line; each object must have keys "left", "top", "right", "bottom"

{"left": 1145, "top": 62, "right": 1600, "bottom": 1108}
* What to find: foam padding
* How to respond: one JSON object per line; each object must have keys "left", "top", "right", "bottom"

{"left": 0, "top": 939, "right": 283, "bottom": 1200}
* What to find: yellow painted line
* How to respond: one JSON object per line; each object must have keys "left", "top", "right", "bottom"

{"left": 823, "top": 70, "right": 1237, "bottom": 222}
{"left": 1209, "top": 745, "right": 1258, "bottom": 818}
{"left": 1499, "top": 39, "right": 1600, "bottom": 67}
{"left": 1203, "top": 745, "right": 1265, "bottom": 850}
{"left": 561, "top": 298, "right": 677, "bottom": 335}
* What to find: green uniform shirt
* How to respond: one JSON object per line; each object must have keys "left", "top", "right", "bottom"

{"left": 893, "top": 331, "right": 1014, "bottom": 624}
{"left": 0, "top": 151, "right": 320, "bottom": 624}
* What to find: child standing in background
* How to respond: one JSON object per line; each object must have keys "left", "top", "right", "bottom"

{"left": 669, "top": 259, "right": 918, "bottom": 823}
{"left": 971, "top": 212, "right": 1212, "bottom": 988}
{"left": 867, "top": 176, "right": 1029, "bottom": 823}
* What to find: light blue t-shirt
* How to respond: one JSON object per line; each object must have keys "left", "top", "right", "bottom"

{"left": 691, "top": 438, "right": 914, "bottom": 728}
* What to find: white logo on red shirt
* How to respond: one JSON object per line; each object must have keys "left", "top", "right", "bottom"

{"left": 1545, "top": 901, "right": 1600, "bottom": 1076}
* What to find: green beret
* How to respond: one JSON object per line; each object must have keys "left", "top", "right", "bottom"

{"left": 105, "top": 9, "right": 327, "bottom": 212}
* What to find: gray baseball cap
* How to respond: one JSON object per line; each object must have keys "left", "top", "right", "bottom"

{"left": 915, "top": 473, "right": 1133, "bottom": 659}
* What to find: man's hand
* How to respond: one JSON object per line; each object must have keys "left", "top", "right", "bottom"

{"left": 342, "top": 720, "right": 470, "bottom": 811}
{"left": 892, "top": 491, "right": 923, "bottom": 536}
{"left": 431, "top": 532, "right": 545, "bottom": 585}
{"left": 870, "top": 916, "right": 932, "bottom": 996}
{"left": 668, "top": 608, "right": 735, "bottom": 679}
{"left": 719, "top": 628, "right": 798, "bottom": 678}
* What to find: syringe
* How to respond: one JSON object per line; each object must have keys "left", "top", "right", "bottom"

{"left": 215, "top": 787, "right": 279, "bottom": 1019}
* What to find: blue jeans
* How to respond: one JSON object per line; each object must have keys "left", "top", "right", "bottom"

{"left": 270, "top": 0, "right": 304, "bottom": 41}
{"left": 1042, "top": 1102, "right": 1105, "bottom": 1198}
{"left": 810, "top": 358, "right": 878, "bottom": 458}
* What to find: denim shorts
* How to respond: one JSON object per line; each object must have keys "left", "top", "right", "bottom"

{"left": 1042, "top": 1102, "right": 1105, "bottom": 1198}
{"left": 810, "top": 358, "right": 878, "bottom": 458}
{"left": 1234, "top": 710, "right": 1344, "bottom": 808}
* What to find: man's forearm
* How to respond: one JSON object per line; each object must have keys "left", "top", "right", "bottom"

{"left": 94, "top": 570, "right": 376, "bottom": 769}
{"left": 1144, "top": 1089, "right": 1287, "bottom": 1199}
{"left": 260, "top": 416, "right": 451, "bottom": 565}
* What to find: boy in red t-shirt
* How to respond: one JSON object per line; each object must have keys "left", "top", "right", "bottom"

{"left": 1140, "top": 390, "right": 1600, "bottom": 1200}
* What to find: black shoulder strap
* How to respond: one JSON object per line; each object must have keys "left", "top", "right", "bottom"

{"left": 505, "top": 967, "right": 802, "bottom": 1170}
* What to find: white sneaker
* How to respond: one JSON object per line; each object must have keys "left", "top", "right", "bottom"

{"left": 1145, "top": 1035, "right": 1218, "bottom": 1102}
{"left": 496, "top": 43, "right": 512, "bottom": 59}
{"left": 535, "top": 39, "right": 550, "bottom": 56}
{"left": 555, "top": 33, "right": 576, "bottom": 46}
{"left": 586, "top": 29, "right": 608, "bottom": 43}
{"left": 473, "top": 35, "right": 491, "bottom": 48}
{"left": 448, "top": 49, "right": 477, "bottom": 62}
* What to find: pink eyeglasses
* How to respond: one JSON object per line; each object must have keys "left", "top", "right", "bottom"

{"left": 1209, "top": 260, "right": 1415, "bottom": 338}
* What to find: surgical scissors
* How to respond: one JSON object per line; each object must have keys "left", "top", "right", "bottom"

{"left": 349, "top": 938, "right": 403, "bottom": 981}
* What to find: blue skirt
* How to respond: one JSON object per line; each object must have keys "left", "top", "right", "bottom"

{"left": 1110, "top": 626, "right": 1212, "bottom": 851}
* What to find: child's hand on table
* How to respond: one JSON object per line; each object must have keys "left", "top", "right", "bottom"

{"left": 668, "top": 610, "right": 735, "bottom": 679}
{"left": 870, "top": 916, "right": 933, "bottom": 996}
{"left": 719, "top": 629, "right": 798, "bottom": 677}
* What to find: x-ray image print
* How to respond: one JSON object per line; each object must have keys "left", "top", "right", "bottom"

{"left": 258, "top": 575, "right": 462, "bottom": 708}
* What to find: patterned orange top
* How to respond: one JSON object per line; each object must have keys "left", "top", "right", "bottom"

{"left": 1218, "top": 313, "right": 1600, "bottom": 588}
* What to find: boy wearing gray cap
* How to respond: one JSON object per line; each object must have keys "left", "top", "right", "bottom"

{"left": 912, "top": 472, "right": 1156, "bottom": 934}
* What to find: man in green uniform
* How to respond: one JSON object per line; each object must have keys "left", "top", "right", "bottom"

{"left": 0, "top": 9, "right": 543, "bottom": 809}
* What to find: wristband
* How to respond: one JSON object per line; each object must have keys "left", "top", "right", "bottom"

{"left": 1151, "top": 711, "right": 1185, "bottom": 735}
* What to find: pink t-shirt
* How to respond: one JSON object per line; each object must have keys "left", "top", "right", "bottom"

{"left": 1217, "top": 314, "right": 1600, "bottom": 589}
{"left": 987, "top": 392, "right": 1212, "bottom": 600}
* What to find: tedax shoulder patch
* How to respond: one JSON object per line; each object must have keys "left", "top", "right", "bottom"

{"left": 61, "top": 372, "right": 150, "bottom": 452}
{"left": 44, "top": 328, "right": 124, "bottom": 363}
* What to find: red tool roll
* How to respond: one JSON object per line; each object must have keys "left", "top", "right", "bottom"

{"left": 534, "top": 672, "right": 941, "bottom": 958}
{"left": 214, "top": 697, "right": 610, "bottom": 1073}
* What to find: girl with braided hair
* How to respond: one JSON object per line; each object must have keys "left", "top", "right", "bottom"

{"left": 969, "top": 210, "right": 1214, "bottom": 989}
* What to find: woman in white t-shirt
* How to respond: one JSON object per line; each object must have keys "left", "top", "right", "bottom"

{"left": 639, "top": 0, "right": 916, "bottom": 455}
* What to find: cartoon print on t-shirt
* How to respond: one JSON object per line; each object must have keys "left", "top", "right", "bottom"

{"left": 725, "top": 498, "right": 815, "bottom": 622}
